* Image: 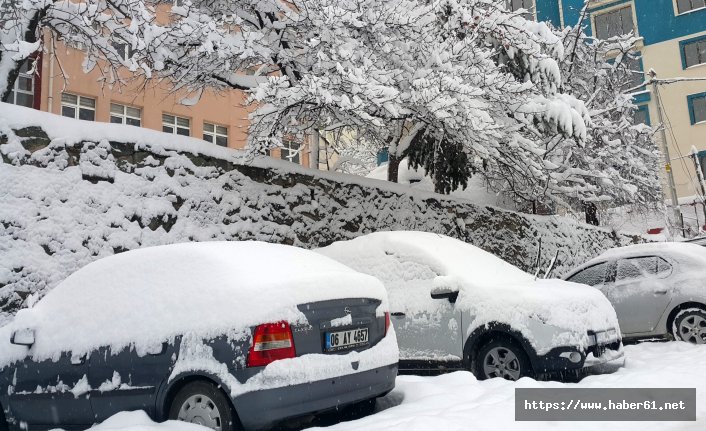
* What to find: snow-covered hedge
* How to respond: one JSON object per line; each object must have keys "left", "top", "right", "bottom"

{"left": 0, "top": 104, "right": 643, "bottom": 325}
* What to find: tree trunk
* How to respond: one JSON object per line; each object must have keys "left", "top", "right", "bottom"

{"left": 0, "top": 8, "right": 46, "bottom": 101}
{"left": 584, "top": 202, "right": 599, "bottom": 226}
{"left": 309, "top": 129, "right": 320, "bottom": 170}
{"left": 387, "top": 153, "right": 402, "bottom": 183}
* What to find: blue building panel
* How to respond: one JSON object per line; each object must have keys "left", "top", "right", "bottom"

{"left": 545, "top": 0, "right": 706, "bottom": 45}
{"left": 559, "top": 0, "right": 592, "bottom": 33}
{"left": 633, "top": 0, "right": 706, "bottom": 46}
{"left": 633, "top": 91, "right": 651, "bottom": 104}
{"left": 536, "top": 0, "right": 562, "bottom": 26}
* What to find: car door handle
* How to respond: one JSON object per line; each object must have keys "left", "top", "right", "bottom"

{"left": 391, "top": 312, "right": 406, "bottom": 318}
{"left": 654, "top": 289, "right": 669, "bottom": 295}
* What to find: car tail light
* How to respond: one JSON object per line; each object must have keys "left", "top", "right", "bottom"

{"left": 384, "top": 312, "right": 390, "bottom": 336}
{"left": 247, "top": 321, "right": 296, "bottom": 367}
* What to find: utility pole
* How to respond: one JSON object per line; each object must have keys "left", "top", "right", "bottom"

{"left": 650, "top": 71, "right": 684, "bottom": 236}
{"left": 690, "top": 146, "right": 706, "bottom": 223}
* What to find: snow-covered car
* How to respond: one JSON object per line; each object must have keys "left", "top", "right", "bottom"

{"left": 317, "top": 231, "right": 624, "bottom": 381}
{"left": 564, "top": 242, "right": 706, "bottom": 344}
{"left": 0, "top": 242, "right": 398, "bottom": 431}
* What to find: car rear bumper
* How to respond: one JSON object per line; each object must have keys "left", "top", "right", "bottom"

{"left": 233, "top": 362, "right": 397, "bottom": 430}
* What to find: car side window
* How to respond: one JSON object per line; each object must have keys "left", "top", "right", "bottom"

{"left": 567, "top": 262, "right": 609, "bottom": 286}
{"left": 616, "top": 256, "right": 665, "bottom": 282}
{"left": 657, "top": 257, "right": 672, "bottom": 275}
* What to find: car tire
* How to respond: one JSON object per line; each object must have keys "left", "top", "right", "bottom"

{"left": 474, "top": 336, "right": 533, "bottom": 381}
{"left": 168, "top": 381, "right": 241, "bottom": 431}
{"left": 672, "top": 308, "right": 706, "bottom": 344}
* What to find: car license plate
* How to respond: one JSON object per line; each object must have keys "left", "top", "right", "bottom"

{"left": 325, "top": 327, "right": 369, "bottom": 352}
{"left": 596, "top": 329, "right": 618, "bottom": 344}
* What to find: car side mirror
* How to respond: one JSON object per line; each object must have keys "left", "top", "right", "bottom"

{"left": 10, "top": 328, "right": 35, "bottom": 347}
{"left": 430, "top": 286, "right": 459, "bottom": 303}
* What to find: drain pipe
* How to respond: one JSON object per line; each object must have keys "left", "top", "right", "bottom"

{"left": 46, "top": 33, "right": 55, "bottom": 113}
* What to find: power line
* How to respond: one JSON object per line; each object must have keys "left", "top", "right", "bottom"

{"left": 654, "top": 85, "right": 705, "bottom": 205}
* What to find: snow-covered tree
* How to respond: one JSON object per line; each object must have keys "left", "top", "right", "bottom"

{"left": 0, "top": 0, "right": 155, "bottom": 100}
{"left": 559, "top": 28, "right": 661, "bottom": 224}
{"left": 237, "top": 0, "right": 591, "bottom": 197}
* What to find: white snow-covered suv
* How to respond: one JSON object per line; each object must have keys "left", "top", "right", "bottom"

{"left": 318, "top": 231, "right": 624, "bottom": 380}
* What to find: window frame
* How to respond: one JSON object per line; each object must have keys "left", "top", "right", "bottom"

{"left": 203, "top": 122, "right": 228, "bottom": 147}
{"left": 679, "top": 34, "right": 706, "bottom": 69}
{"left": 566, "top": 261, "right": 610, "bottom": 287}
{"left": 614, "top": 256, "right": 673, "bottom": 285}
{"left": 110, "top": 103, "right": 142, "bottom": 127}
{"left": 674, "top": 0, "right": 706, "bottom": 15}
{"left": 687, "top": 92, "right": 706, "bottom": 125}
{"left": 280, "top": 140, "right": 301, "bottom": 164}
{"left": 3, "top": 60, "right": 34, "bottom": 108}
{"left": 111, "top": 41, "right": 135, "bottom": 62}
{"left": 60, "top": 93, "right": 96, "bottom": 121}
{"left": 633, "top": 104, "right": 651, "bottom": 126}
{"left": 591, "top": 3, "right": 637, "bottom": 41}
{"left": 506, "top": 0, "right": 536, "bottom": 20}
{"left": 162, "top": 113, "right": 191, "bottom": 136}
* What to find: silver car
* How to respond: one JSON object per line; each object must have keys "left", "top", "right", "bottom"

{"left": 318, "top": 231, "right": 624, "bottom": 381}
{"left": 564, "top": 242, "right": 706, "bottom": 344}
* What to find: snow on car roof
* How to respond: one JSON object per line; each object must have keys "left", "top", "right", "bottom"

{"left": 319, "top": 230, "right": 534, "bottom": 287}
{"left": 587, "top": 242, "right": 706, "bottom": 266}
{"left": 0, "top": 241, "right": 386, "bottom": 366}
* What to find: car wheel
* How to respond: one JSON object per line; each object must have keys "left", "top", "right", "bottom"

{"left": 475, "top": 337, "right": 532, "bottom": 381}
{"left": 168, "top": 381, "right": 240, "bottom": 431}
{"left": 673, "top": 308, "right": 706, "bottom": 344}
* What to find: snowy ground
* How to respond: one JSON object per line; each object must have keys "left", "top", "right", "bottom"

{"left": 319, "top": 342, "right": 705, "bottom": 431}
{"left": 64, "top": 342, "right": 704, "bottom": 431}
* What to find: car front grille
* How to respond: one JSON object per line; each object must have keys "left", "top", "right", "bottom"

{"left": 589, "top": 340, "right": 621, "bottom": 358}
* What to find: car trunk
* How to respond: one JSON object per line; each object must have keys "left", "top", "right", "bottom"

{"left": 292, "top": 298, "right": 386, "bottom": 356}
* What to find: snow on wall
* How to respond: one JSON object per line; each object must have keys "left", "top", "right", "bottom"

{"left": 0, "top": 104, "right": 643, "bottom": 325}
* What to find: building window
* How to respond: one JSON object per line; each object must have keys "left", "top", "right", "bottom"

{"left": 620, "top": 54, "right": 644, "bottom": 91}
{"left": 681, "top": 36, "right": 706, "bottom": 69}
{"left": 677, "top": 0, "right": 706, "bottom": 14}
{"left": 594, "top": 6, "right": 635, "bottom": 40}
{"left": 162, "top": 114, "right": 190, "bottom": 136}
{"left": 112, "top": 41, "right": 134, "bottom": 61}
{"left": 2, "top": 60, "right": 34, "bottom": 108}
{"left": 633, "top": 105, "right": 650, "bottom": 125}
{"left": 110, "top": 103, "right": 141, "bottom": 126}
{"left": 61, "top": 93, "right": 96, "bottom": 121}
{"left": 203, "top": 123, "right": 228, "bottom": 146}
{"left": 688, "top": 92, "right": 706, "bottom": 125}
{"left": 506, "top": 0, "right": 534, "bottom": 19}
{"left": 280, "top": 141, "right": 301, "bottom": 164}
